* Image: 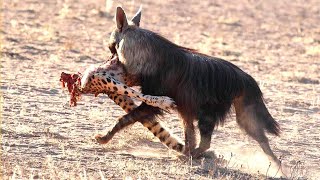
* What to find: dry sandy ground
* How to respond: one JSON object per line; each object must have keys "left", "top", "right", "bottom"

{"left": 1, "top": 0, "right": 320, "bottom": 179}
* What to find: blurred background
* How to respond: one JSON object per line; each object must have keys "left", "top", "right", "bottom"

{"left": 1, "top": 0, "right": 319, "bottom": 179}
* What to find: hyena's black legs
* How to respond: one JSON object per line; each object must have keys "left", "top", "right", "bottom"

{"left": 181, "top": 115, "right": 196, "bottom": 156}
{"left": 192, "top": 103, "right": 231, "bottom": 158}
{"left": 192, "top": 115, "right": 215, "bottom": 157}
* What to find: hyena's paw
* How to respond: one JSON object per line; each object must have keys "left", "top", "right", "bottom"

{"left": 191, "top": 148, "right": 206, "bottom": 159}
{"left": 94, "top": 134, "right": 111, "bottom": 144}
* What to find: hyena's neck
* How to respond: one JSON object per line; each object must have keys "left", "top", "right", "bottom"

{"left": 119, "top": 28, "right": 192, "bottom": 77}
{"left": 119, "top": 46, "right": 160, "bottom": 77}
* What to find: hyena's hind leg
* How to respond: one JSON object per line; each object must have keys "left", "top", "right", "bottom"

{"left": 233, "top": 96, "right": 281, "bottom": 166}
{"left": 96, "top": 93, "right": 185, "bottom": 154}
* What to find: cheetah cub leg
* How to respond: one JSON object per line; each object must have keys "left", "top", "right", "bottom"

{"left": 93, "top": 73, "right": 176, "bottom": 111}
{"left": 95, "top": 92, "right": 185, "bottom": 154}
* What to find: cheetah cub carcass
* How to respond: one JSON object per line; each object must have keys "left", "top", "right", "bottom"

{"left": 60, "top": 55, "right": 185, "bottom": 153}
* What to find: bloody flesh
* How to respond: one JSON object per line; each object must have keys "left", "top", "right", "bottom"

{"left": 60, "top": 72, "right": 82, "bottom": 106}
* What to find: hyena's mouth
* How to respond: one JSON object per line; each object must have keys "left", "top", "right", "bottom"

{"left": 109, "top": 43, "right": 117, "bottom": 54}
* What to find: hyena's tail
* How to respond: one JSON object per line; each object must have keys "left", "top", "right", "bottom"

{"left": 233, "top": 74, "right": 280, "bottom": 164}
{"left": 234, "top": 74, "right": 280, "bottom": 136}
{"left": 234, "top": 95, "right": 280, "bottom": 136}
{"left": 140, "top": 120, "right": 185, "bottom": 153}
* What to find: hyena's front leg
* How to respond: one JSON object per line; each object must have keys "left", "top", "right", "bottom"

{"left": 181, "top": 115, "right": 196, "bottom": 156}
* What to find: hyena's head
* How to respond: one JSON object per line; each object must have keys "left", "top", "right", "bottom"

{"left": 108, "top": 7, "right": 162, "bottom": 76}
{"left": 108, "top": 7, "right": 141, "bottom": 55}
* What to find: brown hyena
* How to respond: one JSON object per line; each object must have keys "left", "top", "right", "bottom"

{"left": 103, "top": 6, "right": 282, "bottom": 167}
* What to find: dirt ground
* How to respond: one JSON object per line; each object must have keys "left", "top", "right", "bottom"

{"left": 1, "top": 0, "right": 319, "bottom": 179}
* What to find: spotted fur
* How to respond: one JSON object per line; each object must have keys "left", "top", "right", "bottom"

{"left": 79, "top": 56, "right": 185, "bottom": 154}
{"left": 80, "top": 56, "right": 176, "bottom": 111}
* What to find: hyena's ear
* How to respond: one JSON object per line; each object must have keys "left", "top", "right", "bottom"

{"left": 115, "top": 6, "right": 128, "bottom": 32}
{"left": 131, "top": 6, "right": 142, "bottom": 27}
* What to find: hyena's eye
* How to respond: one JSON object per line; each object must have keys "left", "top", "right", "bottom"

{"left": 109, "top": 42, "right": 117, "bottom": 54}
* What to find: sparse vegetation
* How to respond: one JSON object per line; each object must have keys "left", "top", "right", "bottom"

{"left": 1, "top": 0, "right": 319, "bottom": 179}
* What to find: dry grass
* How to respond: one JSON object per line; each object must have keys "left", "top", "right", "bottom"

{"left": 1, "top": 0, "right": 319, "bottom": 179}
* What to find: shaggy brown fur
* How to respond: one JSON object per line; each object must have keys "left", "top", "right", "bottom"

{"left": 106, "top": 7, "right": 281, "bottom": 165}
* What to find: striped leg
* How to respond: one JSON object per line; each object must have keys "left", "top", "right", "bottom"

{"left": 140, "top": 119, "right": 185, "bottom": 153}
{"left": 96, "top": 96, "right": 185, "bottom": 154}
